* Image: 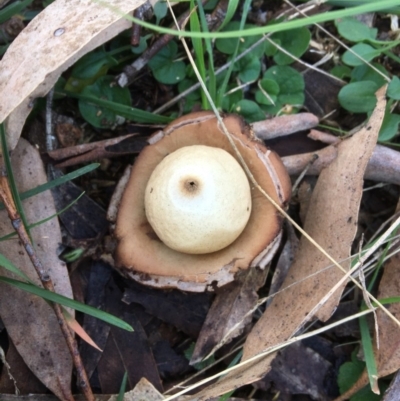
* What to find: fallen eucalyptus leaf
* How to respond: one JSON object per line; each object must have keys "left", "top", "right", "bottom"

{"left": 0, "top": 0, "right": 146, "bottom": 152}
{"left": 0, "top": 139, "right": 73, "bottom": 400}
{"left": 189, "top": 86, "right": 387, "bottom": 401}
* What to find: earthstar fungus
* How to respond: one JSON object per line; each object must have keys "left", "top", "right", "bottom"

{"left": 114, "top": 111, "right": 291, "bottom": 292}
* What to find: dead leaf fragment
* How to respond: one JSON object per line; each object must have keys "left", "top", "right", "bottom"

{"left": 191, "top": 266, "right": 270, "bottom": 365}
{"left": 0, "top": 139, "right": 73, "bottom": 400}
{"left": 189, "top": 86, "right": 387, "bottom": 401}
{"left": 0, "top": 0, "right": 146, "bottom": 152}
{"left": 107, "top": 377, "right": 164, "bottom": 401}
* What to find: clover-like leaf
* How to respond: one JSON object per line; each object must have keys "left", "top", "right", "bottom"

{"left": 342, "top": 43, "right": 379, "bottom": 67}
{"left": 233, "top": 99, "right": 265, "bottom": 123}
{"left": 79, "top": 76, "right": 131, "bottom": 128}
{"left": 271, "top": 27, "right": 311, "bottom": 66}
{"left": 258, "top": 66, "right": 305, "bottom": 114}
{"left": 148, "top": 41, "right": 186, "bottom": 85}
{"left": 338, "top": 81, "right": 378, "bottom": 113}
{"left": 336, "top": 17, "right": 377, "bottom": 43}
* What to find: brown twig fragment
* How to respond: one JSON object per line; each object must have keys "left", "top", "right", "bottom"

{"left": 251, "top": 113, "right": 319, "bottom": 139}
{"left": 0, "top": 167, "right": 94, "bottom": 401}
{"left": 117, "top": 0, "right": 224, "bottom": 87}
{"left": 48, "top": 133, "right": 140, "bottom": 168}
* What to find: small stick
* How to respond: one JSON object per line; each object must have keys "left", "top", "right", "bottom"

{"left": 252, "top": 113, "right": 319, "bottom": 139}
{"left": 131, "top": 5, "right": 145, "bottom": 46}
{"left": 0, "top": 167, "right": 94, "bottom": 401}
{"left": 117, "top": 0, "right": 223, "bottom": 87}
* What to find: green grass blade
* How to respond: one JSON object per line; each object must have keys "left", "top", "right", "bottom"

{"left": 96, "top": 0, "right": 400, "bottom": 39}
{"left": 190, "top": 0, "right": 208, "bottom": 109}
{"left": 59, "top": 90, "right": 172, "bottom": 124}
{"left": 217, "top": 0, "right": 252, "bottom": 106}
{"left": 0, "top": 163, "right": 99, "bottom": 211}
{"left": 0, "top": 0, "right": 34, "bottom": 24}
{"left": 0, "top": 253, "right": 33, "bottom": 283}
{"left": 117, "top": 372, "right": 128, "bottom": 401}
{"left": 196, "top": 0, "right": 216, "bottom": 106}
{"left": 0, "top": 275, "right": 133, "bottom": 332}
{"left": 0, "top": 191, "right": 86, "bottom": 241}
{"left": 359, "top": 315, "right": 379, "bottom": 394}
{"left": 218, "top": 0, "right": 239, "bottom": 31}
{"left": 0, "top": 123, "right": 31, "bottom": 240}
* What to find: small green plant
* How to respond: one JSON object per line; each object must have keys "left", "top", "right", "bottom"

{"left": 338, "top": 349, "right": 388, "bottom": 401}
{"left": 333, "top": 17, "right": 400, "bottom": 142}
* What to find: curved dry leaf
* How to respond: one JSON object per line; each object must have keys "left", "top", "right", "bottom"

{"left": 0, "top": 0, "right": 146, "bottom": 152}
{"left": 0, "top": 139, "right": 73, "bottom": 399}
{"left": 191, "top": 266, "right": 270, "bottom": 365}
{"left": 189, "top": 86, "right": 387, "bottom": 401}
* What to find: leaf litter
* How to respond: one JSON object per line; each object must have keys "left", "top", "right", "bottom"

{"left": 185, "top": 86, "right": 387, "bottom": 400}
{"left": 0, "top": 139, "right": 73, "bottom": 400}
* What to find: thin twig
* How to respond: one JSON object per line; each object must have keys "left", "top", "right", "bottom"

{"left": 0, "top": 168, "right": 94, "bottom": 401}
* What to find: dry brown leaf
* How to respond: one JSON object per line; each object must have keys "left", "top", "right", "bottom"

{"left": 188, "top": 86, "right": 387, "bottom": 401}
{"left": 0, "top": 0, "right": 146, "bottom": 152}
{"left": 107, "top": 377, "right": 164, "bottom": 401}
{"left": 0, "top": 139, "right": 73, "bottom": 400}
{"left": 191, "top": 266, "right": 270, "bottom": 365}
{"left": 334, "top": 229, "right": 400, "bottom": 400}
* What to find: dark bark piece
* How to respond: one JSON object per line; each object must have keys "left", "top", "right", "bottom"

{"left": 302, "top": 66, "right": 344, "bottom": 118}
{"left": 152, "top": 340, "right": 191, "bottom": 379}
{"left": 97, "top": 278, "right": 162, "bottom": 393}
{"left": 79, "top": 260, "right": 113, "bottom": 382}
{"left": 259, "top": 340, "right": 337, "bottom": 400}
{"left": 50, "top": 169, "right": 108, "bottom": 241}
{"left": 123, "top": 280, "right": 212, "bottom": 338}
{"left": 191, "top": 266, "right": 270, "bottom": 365}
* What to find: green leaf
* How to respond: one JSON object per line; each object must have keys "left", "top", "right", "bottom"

{"left": 255, "top": 79, "right": 280, "bottom": 106}
{"left": 0, "top": 276, "right": 133, "bottom": 332}
{"left": 259, "top": 66, "right": 305, "bottom": 114}
{"left": 338, "top": 351, "right": 365, "bottom": 394}
{"left": 387, "top": 76, "right": 400, "bottom": 100}
{"left": 233, "top": 99, "right": 265, "bottom": 123}
{"left": 215, "top": 22, "right": 264, "bottom": 56}
{"left": 379, "top": 110, "right": 400, "bottom": 142}
{"left": 79, "top": 76, "right": 132, "bottom": 128}
{"left": 338, "top": 81, "right": 378, "bottom": 113}
{"left": 153, "top": 0, "right": 168, "bottom": 25}
{"left": 350, "top": 63, "right": 388, "bottom": 87}
{"left": 271, "top": 27, "right": 311, "bottom": 65}
{"left": 178, "top": 78, "right": 201, "bottom": 101}
{"left": 63, "top": 89, "right": 170, "bottom": 124}
{"left": 237, "top": 55, "right": 261, "bottom": 82}
{"left": 342, "top": 43, "right": 379, "bottom": 66}
{"left": 221, "top": 85, "right": 243, "bottom": 112}
{"left": 335, "top": 17, "right": 377, "bottom": 42}
{"left": 148, "top": 41, "right": 186, "bottom": 84}
{"left": 131, "top": 35, "right": 149, "bottom": 54}
{"left": 337, "top": 350, "right": 383, "bottom": 401}
{"left": 331, "top": 65, "right": 352, "bottom": 79}
{"left": 64, "top": 48, "right": 122, "bottom": 93}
